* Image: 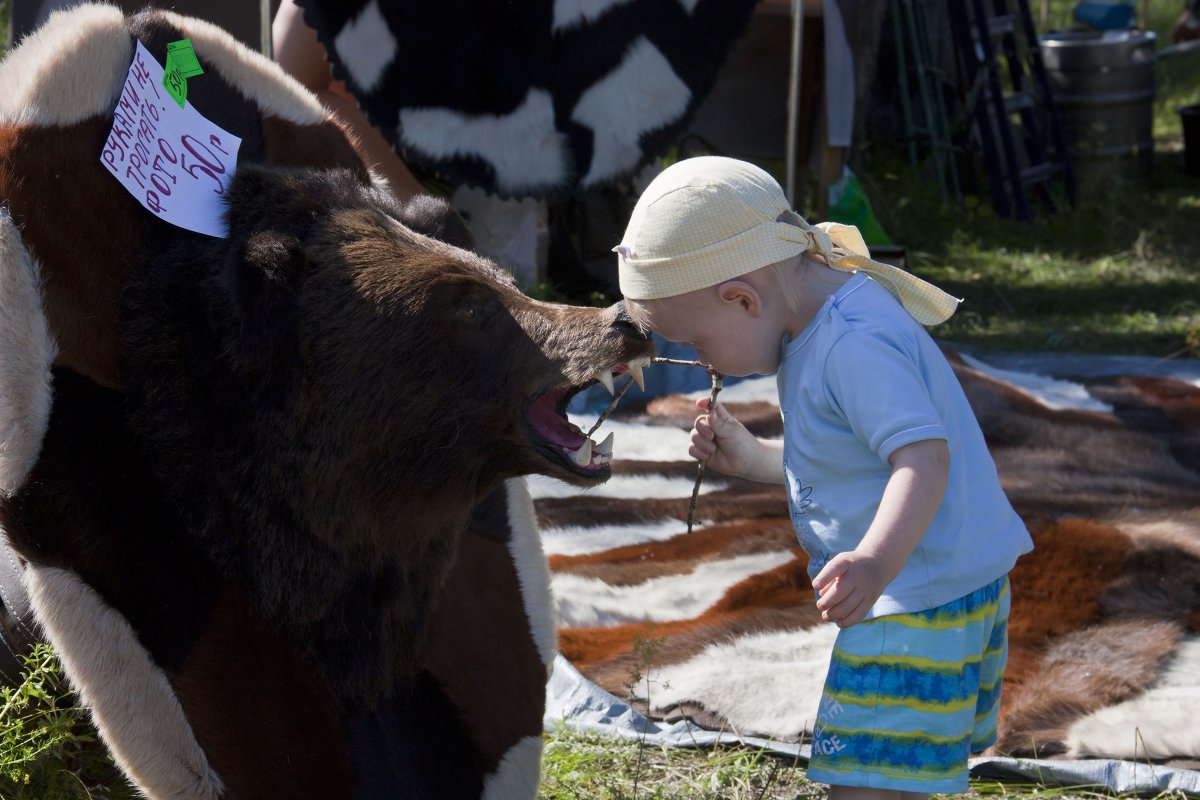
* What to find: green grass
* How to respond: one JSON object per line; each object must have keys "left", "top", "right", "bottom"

{"left": 540, "top": 726, "right": 812, "bottom": 800}
{"left": 540, "top": 726, "right": 1196, "bottom": 800}
{"left": 0, "top": 646, "right": 135, "bottom": 799}
{"left": 861, "top": 148, "right": 1200, "bottom": 357}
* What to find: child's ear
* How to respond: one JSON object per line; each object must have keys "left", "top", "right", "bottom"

{"left": 717, "top": 280, "right": 762, "bottom": 317}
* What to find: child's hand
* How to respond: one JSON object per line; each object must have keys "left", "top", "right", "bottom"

{"left": 811, "top": 551, "right": 891, "bottom": 628}
{"left": 689, "top": 399, "right": 759, "bottom": 478}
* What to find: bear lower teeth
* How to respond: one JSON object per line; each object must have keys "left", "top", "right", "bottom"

{"left": 562, "top": 433, "right": 614, "bottom": 468}
{"left": 569, "top": 439, "right": 592, "bottom": 467}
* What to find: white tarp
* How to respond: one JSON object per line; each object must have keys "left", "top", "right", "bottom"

{"left": 544, "top": 656, "right": 1200, "bottom": 795}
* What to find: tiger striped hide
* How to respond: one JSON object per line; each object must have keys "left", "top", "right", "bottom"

{"left": 532, "top": 346, "right": 1200, "bottom": 768}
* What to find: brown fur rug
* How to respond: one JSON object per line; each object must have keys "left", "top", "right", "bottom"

{"left": 533, "top": 346, "right": 1200, "bottom": 767}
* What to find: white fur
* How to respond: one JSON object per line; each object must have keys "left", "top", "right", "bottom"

{"left": 546, "top": 0, "right": 701, "bottom": 34}
{"left": 1118, "top": 513, "right": 1200, "bottom": 559}
{"left": 651, "top": 625, "right": 837, "bottom": 739}
{"left": 959, "top": 353, "right": 1112, "bottom": 413}
{"left": 399, "top": 89, "right": 570, "bottom": 194}
{"left": 564, "top": 416, "right": 693, "bottom": 462}
{"left": 155, "top": 10, "right": 325, "bottom": 125}
{"left": 0, "top": 4, "right": 325, "bottom": 127}
{"left": 552, "top": 550, "right": 797, "bottom": 627}
{"left": 23, "top": 566, "right": 223, "bottom": 800}
{"left": 541, "top": 518, "right": 686, "bottom": 557}
{"left": 551, "top": 0, "right": 636, "bottom": 31}
{"left": 332, "top": 0, "right": 396, "bottom": 93}
{"left": 481, "top": 735, "right": 543, "bottom": 800}
{"left": 0, "top": 4, "right": 132, "bottom": 126}
{"left": 526, "top": 471, "right": 725, "bottom": 500}
{"left": 572, "top": 37, "right": 690, "bottom": 187}
{"left": 1066, "top": 636, "right": 1200, "bottom": 760}
{"left": 0, "top": 210, "right": 55, "bottom": 496}
{"left": 504, "top": 478, "right": 558, "bottom": 674}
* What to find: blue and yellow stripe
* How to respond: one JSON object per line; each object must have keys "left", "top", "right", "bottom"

{"left": 807, "top": 575, "right": 1011, "bottom": 793}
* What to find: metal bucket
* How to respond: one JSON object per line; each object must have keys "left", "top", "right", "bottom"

{"left": 1039, "top": 29, "right": 1157, "bottom": 185}
{"left": 1181, "top": 105, "right": 1200, "bottom": 177}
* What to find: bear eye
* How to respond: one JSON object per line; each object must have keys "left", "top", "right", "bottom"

{"left": 456, "top": 299, "right": 483, "bottom": 324}
{"left": 454, "top": 294, "right": 497, "bottom": 326}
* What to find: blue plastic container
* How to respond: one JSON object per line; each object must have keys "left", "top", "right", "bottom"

{"left": 1071, "top": 1, "right": 1135, "bottom": 30}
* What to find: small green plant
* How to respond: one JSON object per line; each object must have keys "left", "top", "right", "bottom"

{"left": 622, "top": 630, "right": 669, "bottom": 798}
{"left": 621, "top": 631, "right": 667, "bottom": 706}
{"left": 0, "top": 644, "right": 135, "bottom": 800}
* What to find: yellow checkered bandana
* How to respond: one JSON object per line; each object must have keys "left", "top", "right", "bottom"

{"left": 615, "top": 157, "right": 960, "bottom": 326}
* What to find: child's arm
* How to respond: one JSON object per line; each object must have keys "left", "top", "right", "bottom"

{"left": 811, "top": 438, "right": 950, "bottom": 627}
{"left": 690, "top": 399, "right": 784, "bottom": 484}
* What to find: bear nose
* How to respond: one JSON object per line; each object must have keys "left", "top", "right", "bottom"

{"left": 611, "top": 301, "right": 649, "bottom": 341}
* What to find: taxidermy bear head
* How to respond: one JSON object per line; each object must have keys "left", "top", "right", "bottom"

{"left": 114, "top": 164, "right": 653, "bottom": 702}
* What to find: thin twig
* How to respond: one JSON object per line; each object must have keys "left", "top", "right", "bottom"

{"left": 586, "top": 376, "right": 635, "bottom": 438}
{"left": 752, "top": 758, "right": 781, "bottom": 800}
{"left": 651, "top": 357, "right": 708, "bottom": 368}
{"left": 687, "top": 368, "right": 723, "bottom": 534}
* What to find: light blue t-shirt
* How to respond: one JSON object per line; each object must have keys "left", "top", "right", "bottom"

{"left": 777, "top": 273, "right": 1032, "bottom": 619}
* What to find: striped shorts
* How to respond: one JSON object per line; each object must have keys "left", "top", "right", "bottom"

{"left": 806, "top": 575, "right": 1010, "bottom": 794}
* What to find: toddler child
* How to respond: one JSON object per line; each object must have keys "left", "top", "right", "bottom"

{"left": 614, "top": 156, "right": 1033, "bottom": 800}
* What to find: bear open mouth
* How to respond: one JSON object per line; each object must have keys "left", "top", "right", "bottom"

{"left": 527, "top": 357, "right": 650, "bottom": 479}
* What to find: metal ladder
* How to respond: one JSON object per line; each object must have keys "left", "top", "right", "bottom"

{"left": 948, "top": 0, "right": 1076, "bottom": 220}
{"left": 891, "top": 0, "right": 962, "bottom": 204}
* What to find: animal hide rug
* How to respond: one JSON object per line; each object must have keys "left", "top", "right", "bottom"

{"left": 532, "top": 347, "right": 1200, "bottom": 768}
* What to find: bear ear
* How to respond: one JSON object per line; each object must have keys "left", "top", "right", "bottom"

{"left": 240, "top": 230, "right": 307, "bottom": 291}
{"left": 396, "top": 195, "right": 476, "bottom": 251}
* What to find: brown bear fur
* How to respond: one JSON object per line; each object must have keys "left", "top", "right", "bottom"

{"left": 116, "top": 163, "right": 649, "bottom": 704}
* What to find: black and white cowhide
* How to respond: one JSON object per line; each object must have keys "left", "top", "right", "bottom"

{"left": 295, "top": 0, "right": 759, "bottom": 197}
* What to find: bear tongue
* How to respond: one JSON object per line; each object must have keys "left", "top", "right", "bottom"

{"left": 529, "top": 392, "right": 587, "bottom": 448}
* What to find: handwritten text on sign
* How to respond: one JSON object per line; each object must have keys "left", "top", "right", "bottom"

{"left": 100, "top": 41, "right": 242, "bottom": 238}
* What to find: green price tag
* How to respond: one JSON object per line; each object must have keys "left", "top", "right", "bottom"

{"left": 163, "top": 39, "right": 205, "bottom": 108}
